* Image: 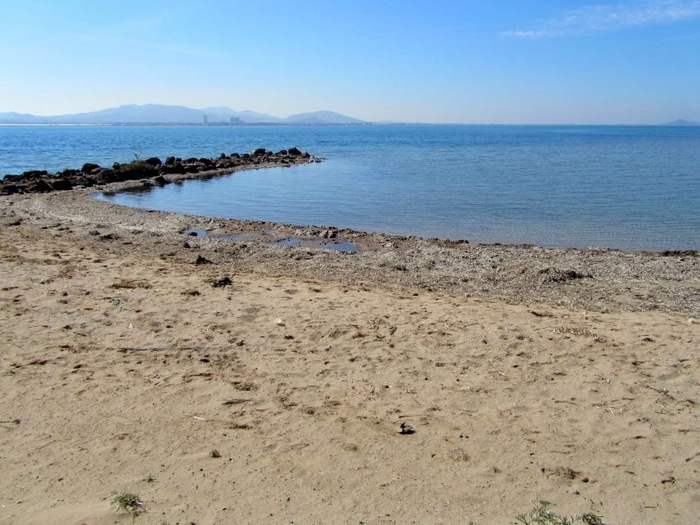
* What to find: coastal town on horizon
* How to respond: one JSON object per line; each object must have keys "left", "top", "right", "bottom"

{"left": 0, "top": 104, "right": 698, "bottom": 127}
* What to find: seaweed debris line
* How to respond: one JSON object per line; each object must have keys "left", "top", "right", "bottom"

{"left": 0, "top": 147, "right": 322, "bottom": 195}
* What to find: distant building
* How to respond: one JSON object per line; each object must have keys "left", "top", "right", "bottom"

{"left": 202, "top": 115, "right": 208, "bottom": 126}
{"left": 230, "top": 116, "right": 242, "bottom": 125}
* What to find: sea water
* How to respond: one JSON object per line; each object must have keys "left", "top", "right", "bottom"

{"left": 1, "top": 124, "right": 698, "bottom": 251}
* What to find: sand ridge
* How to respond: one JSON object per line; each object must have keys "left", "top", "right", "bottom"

{"left": 0, "top": 188, "right": 698, "bottom": 524}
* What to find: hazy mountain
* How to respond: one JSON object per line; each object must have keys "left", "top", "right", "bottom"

{"left": 662, "top": 119, "right": 699, "bottom": 126}
{"left": 0, "top": 111, "right": 45, "bottom": 124}
{"left": 0, "top": 104, "right": 362, "bottom": 125}
{"left": 284, "top": 111, "right": 364, "bottom": 125}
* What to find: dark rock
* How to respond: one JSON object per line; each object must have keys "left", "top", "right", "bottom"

{"left": 540, "top": 268, "right": 592, "bottom": 283}
{"left": 288, "top": 147, "right": 302, "bottom": 156}
{"left": 161, "top": 162, "right": 186, "bottom": 175}
{"left": 212, "top": 276, "right": 233, "bottom": 287}
{"left": 145, "top": 157, "right": 162, "bottom": 167}
{"left": 51, "top": 178, "right": 73, "bottom": 191}
{"left": 164, "top": 156, "right": 176, "bottom": 165}
{"left": 253, "top": 148, "right": 267, "bottom": 156}
{"left": 29, "top": 179, "right": 53, "bottom": 192}
{"left": 21, "top": 170, "right": 48, "bottom": 178}
{"left": 97, "top": 169, "right": 118, "bottom": 183}
{"left": 81, "top": 163, "right": 100, "bottom": 173}
{"left": 0, "top": 183, "right": 20, "bottom": 194}
{"left": 196, "top": 255, "right": 213, "bottom": 265}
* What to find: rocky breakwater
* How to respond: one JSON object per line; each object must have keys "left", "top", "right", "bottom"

{"left": 0, "top": 147, "right": 321, "bottom": 195}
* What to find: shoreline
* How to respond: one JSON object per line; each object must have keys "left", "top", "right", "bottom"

{"left": 4, "top": 178, "right": 698, "bottom": 317}
{"left": 1, "top": 161, "right": 699, "bottom": 524}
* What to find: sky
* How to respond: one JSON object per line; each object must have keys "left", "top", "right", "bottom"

{"left": 1, "top": 0, "right": 699, "bottom": 124}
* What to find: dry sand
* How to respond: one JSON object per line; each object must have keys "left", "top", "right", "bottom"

{"left": 0, "top": 179, "right": 698, "bottom": 524}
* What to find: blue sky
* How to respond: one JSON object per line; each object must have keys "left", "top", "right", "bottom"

{"left": 1, "top": 0, "right": 699, "bottom": 123}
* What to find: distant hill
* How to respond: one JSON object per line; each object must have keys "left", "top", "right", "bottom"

{"left": 0, "top": 104, "right": 364, "bottom": 125}
{"left": 284, "top": 111, "right": 365, "bottom": 125}
{"left": 662, "top": 119, "right": 699, "bottom": 126}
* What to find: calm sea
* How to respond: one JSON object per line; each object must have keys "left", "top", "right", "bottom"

{"left": 1, "top": 124, "right": 699, "bottom": 251}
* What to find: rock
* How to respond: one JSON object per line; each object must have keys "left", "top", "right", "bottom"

{"left": 145, "top": 157, "right": 162, "bottom": 167}
{"left": 396, "top": 422, "right": 415, "bottom": 435}
{"left": 81, "top": 163, "right": 100, "bottom": 173}
{"left": 212, "top": 276, "right": 232, "bottom": 287}
{"left": 28, "top": 179, "right": 53, "bottom": 193}
{"left": 51, "top": 178, "right": 73, "bottom": 191}
{"left": 20, "top": 170, "right": 48, "bottom": 178}
{"left": 539, "top": 268, "right": 592, "bottom": 284}
{"left": 288, "top": 147, "right": 302, "bottom": 156}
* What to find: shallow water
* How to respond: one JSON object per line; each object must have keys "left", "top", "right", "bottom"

{"left": 2, "top": 124, "right": 699, "bottom": 250}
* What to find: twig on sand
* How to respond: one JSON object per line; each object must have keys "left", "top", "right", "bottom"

{"left": 119, "top": 346, "right": 203, "bottom": 352}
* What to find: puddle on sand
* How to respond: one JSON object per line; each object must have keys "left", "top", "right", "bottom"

{"left": 182, "top": 229, "right": 207, "bottom": 237}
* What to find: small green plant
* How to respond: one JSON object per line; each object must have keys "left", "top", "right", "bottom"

{"left": 515, "top": 501, "right": 603, "bottom": 525}
{"left": 144, "top": 473, "right": 154, "bottom": 483}
{"left": 580, "top": 514, "right": 605, "bottom": 525}
{"left": 516, "top": 501, "right": 573, "bottom": 524}
{"left": 111, "top": 492, "right": 144, "bottom": 516}
{"left": 209, "top": 448, "right": 221, "bottom": 458}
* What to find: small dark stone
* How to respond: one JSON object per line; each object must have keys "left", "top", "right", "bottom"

{"left": 212, "top": 276, "right": 233, "bottom": 288}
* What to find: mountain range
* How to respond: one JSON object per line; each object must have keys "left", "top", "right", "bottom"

{"left": 0, "top": 104, "right": 366, "bottom": 125}
{"left": 662, "top": 119, "right": 699, "bottom": 126}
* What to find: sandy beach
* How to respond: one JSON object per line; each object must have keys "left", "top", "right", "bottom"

{"left": 0, "top": 176, "right": 698, "bottom": 524}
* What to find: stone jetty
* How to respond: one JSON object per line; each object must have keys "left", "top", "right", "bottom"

{"left": 0, "top": 147, "right": 321, "bottom": 195}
